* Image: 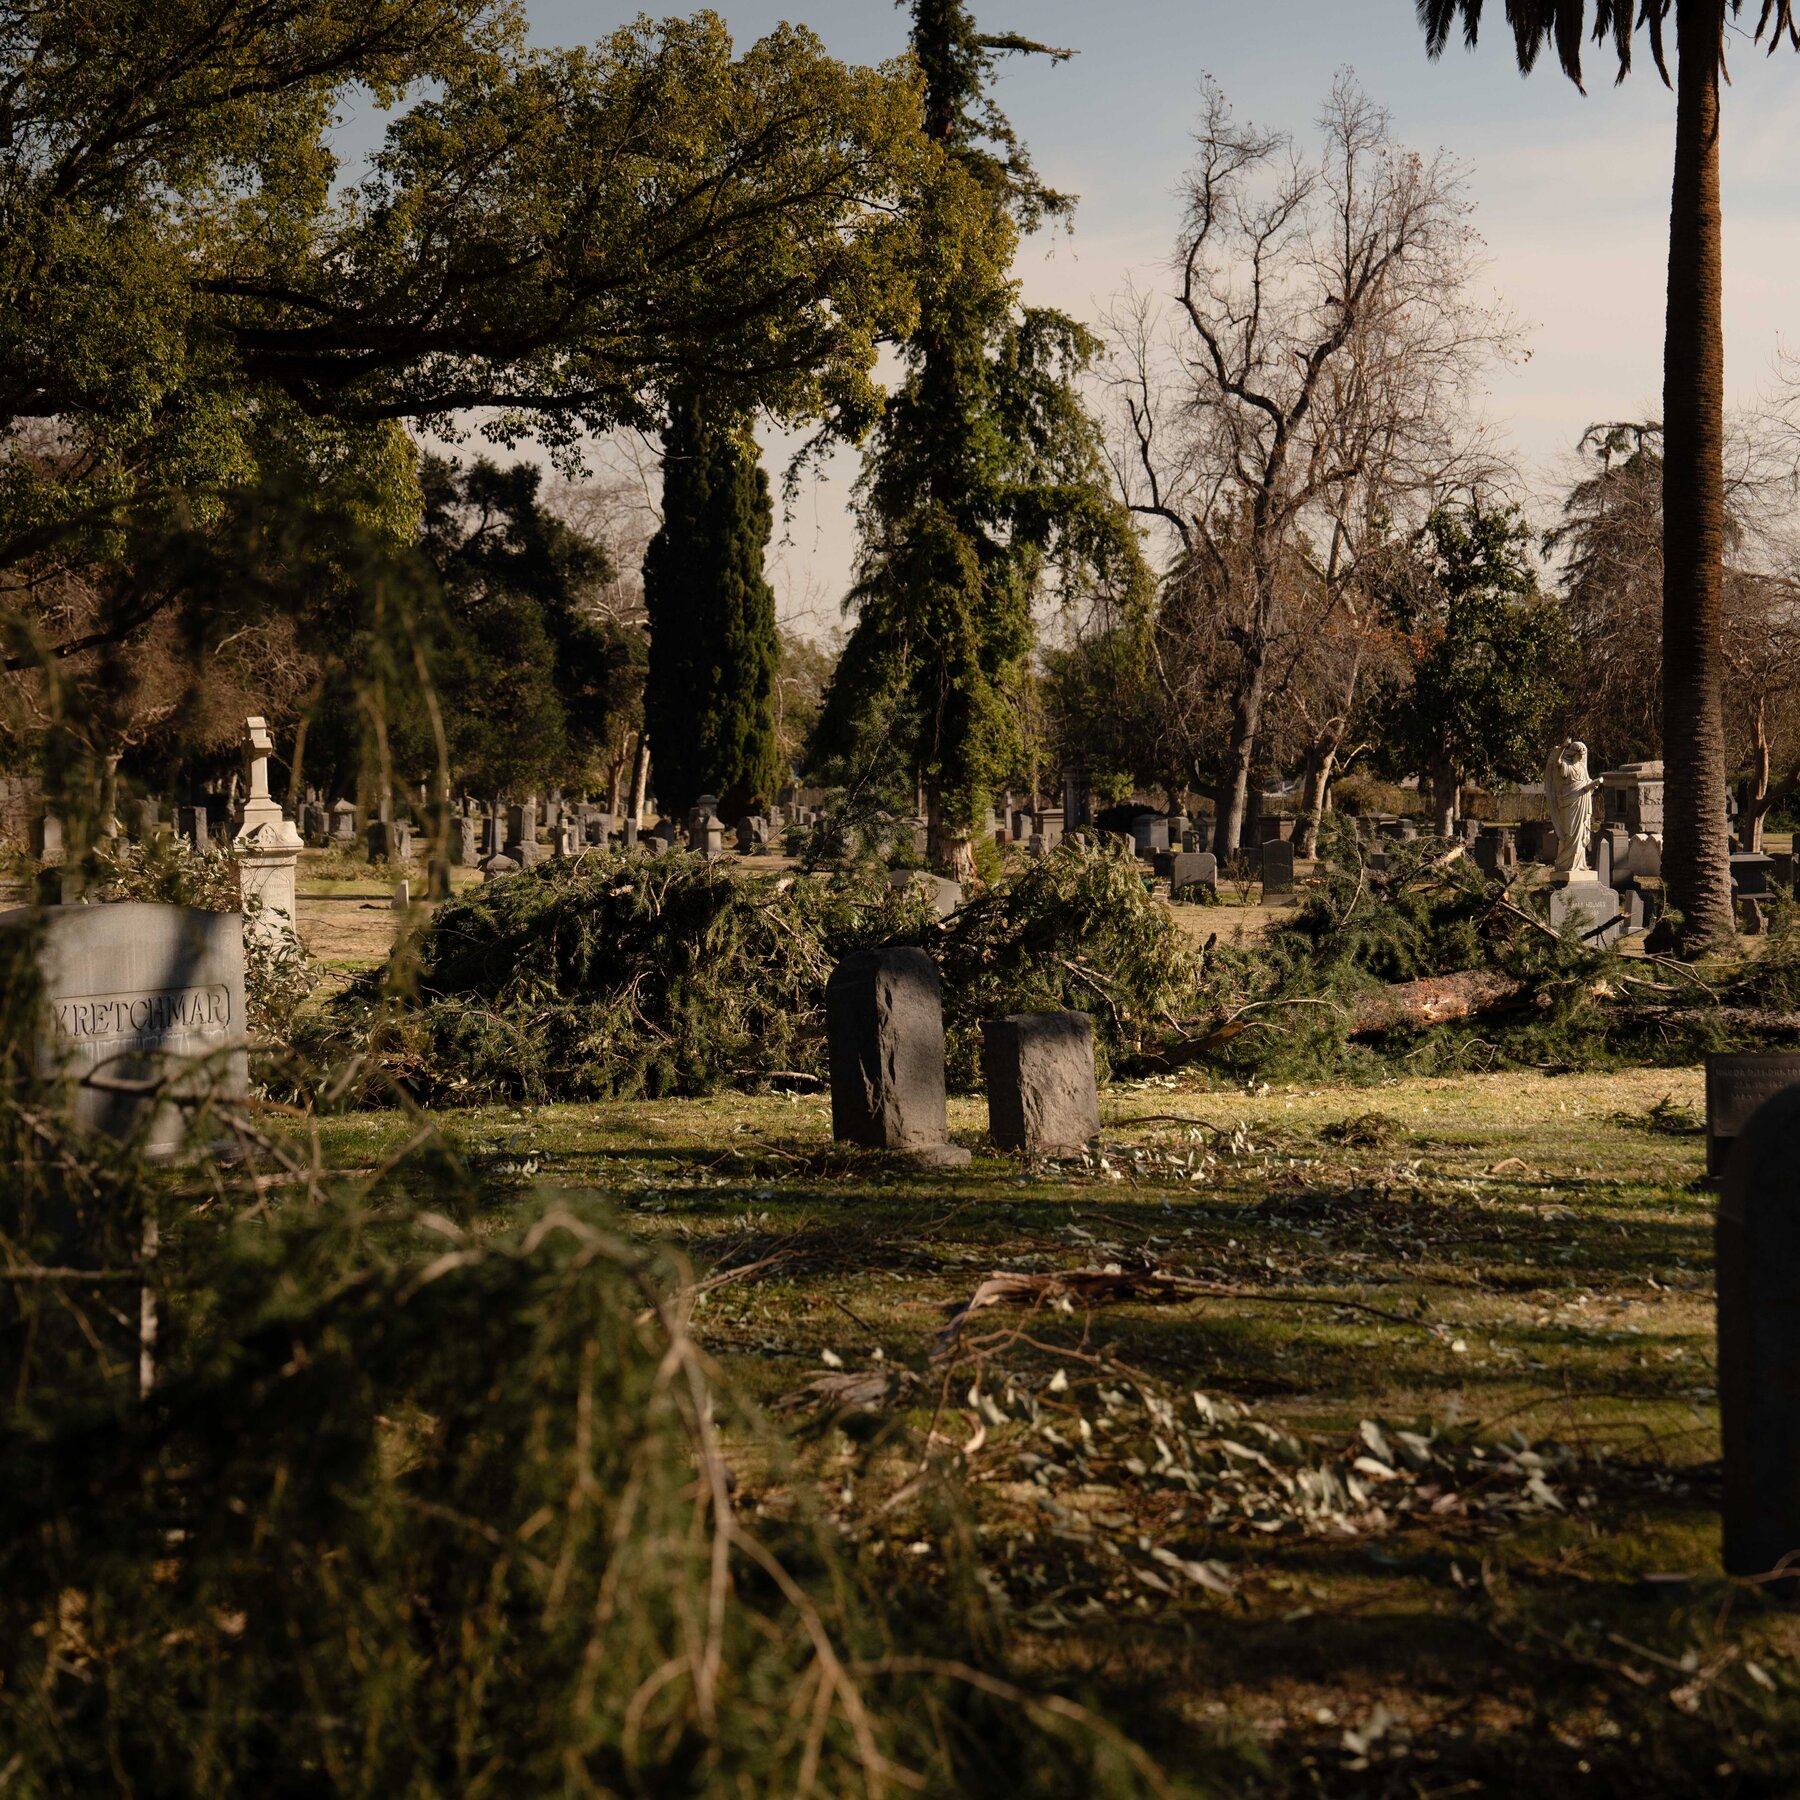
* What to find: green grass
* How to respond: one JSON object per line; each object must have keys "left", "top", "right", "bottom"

{"left": 295, "top": 1063, "right": 1800, "bottom": 1794}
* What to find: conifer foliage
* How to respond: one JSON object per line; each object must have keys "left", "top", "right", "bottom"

{"left": 815, "top": 1, "right": 1143, "bottom": 876}
{"left": 642, "top": 393, "right": 782, "bottom": 819}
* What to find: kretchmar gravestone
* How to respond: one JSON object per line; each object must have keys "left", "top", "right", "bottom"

{"left": 825, "top": 947, "right": 970, "bottom": 1167}
{"left": 1717, "top": 1085, "right": 1800, "bottom": 1584}
{"left": 1706, "top": 1053, "right": 1800, "bottom": 1179}
{"left": 982, "top": 1010, "right": 1100, "bottom": 1156}
{"left": 2, "top": 902, "right": 247, "bottom": 1153}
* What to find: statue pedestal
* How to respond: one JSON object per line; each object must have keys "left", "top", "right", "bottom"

{"left": 234, "top": 821, "right": 302, "bottom": 943}
{"left": 1548, "top": 879, "right": 1623, "bottom": 949}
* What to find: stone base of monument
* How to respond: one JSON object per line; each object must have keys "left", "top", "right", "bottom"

{"left": 1545, "top": 879, "right": 1623, "bottom": 948}
{"left": 826, "top": 947, "right": 969, "bottom": 1167}
{"left": 983, "top": 1010, "right": 1101, "bottom": 1156}
{"left": 1, "top": 901, "right": 248, "bottom": 1155}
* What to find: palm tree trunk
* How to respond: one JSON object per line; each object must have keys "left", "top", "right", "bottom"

{"left": 1661, "top": 0, "right": 1735, "bottom": 946}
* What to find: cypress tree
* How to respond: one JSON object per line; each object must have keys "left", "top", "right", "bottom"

{"left": 814, "top": 1, "right": 1143, "bottom": 877}
{"left": 642, "top": 393, "right": 781, "bottom": 820}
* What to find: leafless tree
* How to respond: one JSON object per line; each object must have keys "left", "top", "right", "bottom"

{"left": 1106, "top": 73, "right": 1517, "bottom": 855}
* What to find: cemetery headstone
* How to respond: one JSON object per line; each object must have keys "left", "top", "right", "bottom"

{"left": 233, "top": 717, "right": 303, "bottom": 941}
{"left": 1, "top": 901, "right": 247, "bottom": 1153}
{"left": 450, "top": 814, "right": 482, "bottom": 867}
{"left": 982, "top": 1010, "right": 1100, "bottom": 1157}
{"left": 825, "top": 948, "right": 970, "bottom": 1167}
{"left": 1705, "top": 1053, "right": 1800, "bottom": 1179}
{"left": 1732, "top": 853, "right": 1775, "bottom": 900}
{"left": 1260, "top": 838, "right": 1295, "bottom": 895}
{"left": 392, "top": 880, "right": 411, "bottom": 910}
{"left": 1717, "top": 1084, "right": 1800, "bottom": 1583}
{"left": 1170, "top": 850, "right": 1218, "bottom": 898}
{"left": 887, "top": 868, "right": 962, "bottom": 917}
{"left": 1061, "top": 763, "right": 1092, "bottom": 831}
{"left": 480, "top": 853, "right": 519, "bottom": 880}
{"left": 32, "top": 808, "right": 64, "bottom": 861}
{"left": 622, "top": 818, "right": 639, "bottom": 850}
{"left": 328, "top": 800, "right": 357, "bottom": 843}
{"left": 1546, "top": 880, "right": 1622, "bottom": 948}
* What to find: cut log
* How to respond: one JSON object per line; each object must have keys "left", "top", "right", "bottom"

{"left": 1345, "top": 969, "right": 1524, "bottom": 1037}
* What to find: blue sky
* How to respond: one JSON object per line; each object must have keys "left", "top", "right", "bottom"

{"left": 505, "top": 3, "right": 1800, "bottom": 629}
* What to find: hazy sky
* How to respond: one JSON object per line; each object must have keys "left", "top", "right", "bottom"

{"left": 505, "top": 2, "right": 1800, "bottom": 633}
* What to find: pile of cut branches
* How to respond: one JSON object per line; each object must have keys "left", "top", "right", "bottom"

{"left": 1171, "top": 823, "right": 1800, "bottom": 1081}
{"left": 314, "top": 840, "right": 1203, "bottom": 1104}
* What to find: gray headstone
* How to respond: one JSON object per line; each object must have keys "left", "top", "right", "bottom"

{"left": 825, "top": 948, "right": 969, "bottom": 1166}
{"left": 450, "top": 815, "right": 482, "bottom": 867}
{"left": 328, "top": 801, "right": 357, "bottom": 842}
{"left": 1706, "top": 1054, "right": 1800, "bottom": 1179}
{"left": 982, "top": 1010, "right": 1100, "bottom": 1156}
{"left": 886, "top": 869, "right": 961, "bottom": 917}
{"left": 1, "top": 902, "right": 247, "bottom": 1153}
{"left": 1170, "top": 850, "right": 1218, "bottom": 897}
{"left": 622, "top": 819, "right": 639, "bottom": 849}
{"left": 178, "top": 805, "right": 209, "bottom": 850}
{"left": 1546, "top": 879, "right": 1622, "bottom": 947}
{"left": 391, "top": 880, "right": 411, "bottom": 911}
{"left": 1260, "top": 839, "right": 1295, "bottom": 895}
{"left": 1131, "top": 814, "right": 1169, "bottom": 857}
{"left": 1732, "top": 853, "right": 1775, "bottom": 899}
{"left": 1718, "top": 1085, "right": 1800, "bottom": 1582}
{"left": 480, "top": 853, "right": 519, "bottom": 880}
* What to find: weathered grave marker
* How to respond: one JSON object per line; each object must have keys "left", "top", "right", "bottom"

{"left": 1546, "top": 880, "right": 1622, "bottom": 948}
{"left": 1706, "top": 1053, "right": 1800, "bottom": 1179}
{"left": 1718, "top": 1084, "right": 1800, "bottom": 1583}
{"left": 1, "top": 902, "right": 247, "bottom": 1153}
{"left": 1170, "top": 850, "right": 1218, "bottom": 897}
{"left": 982, "top": 1010, "right": 1100, "bottom": 1156}
{"left": 825, "top": 948, "right": 970, "bottom": 1167}
{"left": 1260, "top": 838, "right": 1295, "bottom": 895}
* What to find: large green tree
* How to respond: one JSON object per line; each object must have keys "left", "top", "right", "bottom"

{"left": 0, "top": 2, "right": 928, "bottom": 749}
{"left": 1376, "top": 506, "right": 1574, "bottom": 834}
{"left": 814, "top": 0, "right": 1143, "bottom": 877}
{"left": 641, "top": 395, "right": 780, "bottom": 820}
{"left": 1418, "top": 1, "right": 1800, "bottom": 944}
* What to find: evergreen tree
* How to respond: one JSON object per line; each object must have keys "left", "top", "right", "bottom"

{"left": 1376, "top": 506, "right": 1575, "bottom": 836}
{"left": 642, "top": 394, "right": 781, "bottom": 820}
{"left": 813, "top": 1, "right": 1144, "bottom": 877}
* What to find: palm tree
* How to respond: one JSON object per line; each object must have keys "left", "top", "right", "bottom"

{"left": 1418, "top": 1, "right": 1798, "bottom": 949}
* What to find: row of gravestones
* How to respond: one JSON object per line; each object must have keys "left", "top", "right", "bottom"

{"left": 825, "top": 948, "right": 1098, "bottom": 1163}
{"left": 18, "top": 897, "right": 1800, "bottom": 1586}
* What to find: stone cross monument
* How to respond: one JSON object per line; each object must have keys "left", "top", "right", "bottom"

{"left": 233, "top": 715, "right": 303, "bottom": 940}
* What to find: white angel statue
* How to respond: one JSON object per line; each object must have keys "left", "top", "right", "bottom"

{"left": 1545, "top": 739, "right": 1602, "bottom": 880}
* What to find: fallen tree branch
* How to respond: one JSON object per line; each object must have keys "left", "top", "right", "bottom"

{"left": 933, "top": 1267, "right": 1431, "bottom": 1357}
